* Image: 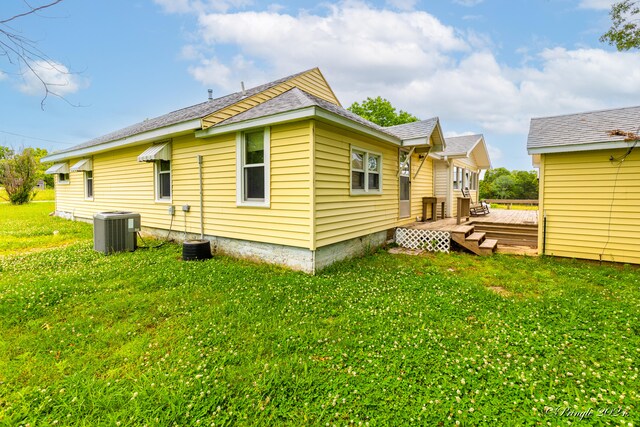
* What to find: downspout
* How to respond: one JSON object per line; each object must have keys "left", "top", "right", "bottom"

{"left": 542, "top": 211, "right": 547, "bottom": 255}
{"left": 197, "top": 155, "right": 204, "bottom": 239}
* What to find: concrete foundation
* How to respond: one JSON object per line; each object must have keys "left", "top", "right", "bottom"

{"left": 57, "top": 211, "right": 389, "bottom": 273}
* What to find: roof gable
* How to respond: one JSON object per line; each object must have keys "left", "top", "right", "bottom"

{"left": 440, "top": 134, "right": 491, "bottom": 169}
{"left": 201, "top": 68, "right": 341, "bottom": 129}
{"left": 527, "top": 105, "right": 640, "bottom": 154}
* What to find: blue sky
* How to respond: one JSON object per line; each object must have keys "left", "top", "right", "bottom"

{"left": 1, "top": 0, "right": 636, "bottom": 170}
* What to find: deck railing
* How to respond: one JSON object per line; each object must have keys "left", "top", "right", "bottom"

{"left": 484, "top": 199, "right": 539, "bottom": 208}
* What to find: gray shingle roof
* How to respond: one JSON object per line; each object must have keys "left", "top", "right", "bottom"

{"left": 441, "top": 134, "right": 482, "bottom": 156}
{"left": 527, "top": 105, "right": 640, "bottom": 151}
{"left": 50, "top": 69, "right": 314, "bottom": 156}
{"left": 384, "top": 119, "right": 439, "bottom": 140}
{"left": 218, "top": 87, "right": 399, "bottom": 138}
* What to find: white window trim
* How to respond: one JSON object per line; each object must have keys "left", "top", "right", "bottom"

{"left": 350, "top": 146, "right": 383, "bottom": 196}
{"left": 236, "top": 127, "right": 270, "bottom": 208}
{"left": 155, "top": 160, "right": 172, "bottom": 203}
{"left": 84, "top": 171, "right": 94, "bottom": 201}
{"left": 57, "top": 173, "right": 70, "bottom": 185}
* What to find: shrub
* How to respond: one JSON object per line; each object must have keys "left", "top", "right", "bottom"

{"left": 1, "top": 148, "right": 38, "bottom": 205}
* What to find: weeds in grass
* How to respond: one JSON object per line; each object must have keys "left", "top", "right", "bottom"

{"left": 0, "top": 203, "right": 638, "bottom": 425}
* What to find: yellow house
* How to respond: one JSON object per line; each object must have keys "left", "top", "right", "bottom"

{"left": 527, "top": 106, "right": 640, "bottom": 265}
{"left": 42, "top": 68, "right": 453, "bottom": 272}
{"left": 432, "top": 134, "right": 491, "bottom": 218}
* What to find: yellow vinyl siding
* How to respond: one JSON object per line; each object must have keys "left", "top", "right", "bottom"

{"left": 55, "top": 147, "right": 169, "bottom": 226}
{"left": 56, "top": 122, "right": 312, "bottom": 248}
{"left": 314, "top": 122, "right": 401, "bottom": 248}
{"left": 202, "top": 68, "right": 340, "bottom": 129}
{"left": 540, "top": 149, "right": 640, "bottom": 264}
{"left": 451, "top": 158, "right": 480, "bottom": 215}
{"left": 176, "top": 122, "right": 312, "bottom": 248}
{"left": 410, "top": 153, "right": 434, "bottom": 220}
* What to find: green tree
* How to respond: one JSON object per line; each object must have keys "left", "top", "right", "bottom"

{"left": 479, "top": 168, "right": 538, "bottom": 200}
{"left": 1, "top": 148, "right": 39, "bottom": 204}
{"left": 492, "top": 175, "right": 516, "bottom": 199}
{"left": 601, "top": 0, "right": 640, "bottom": 50}
{"left": 347, "top": 96, "right": 419, "bottom": 127}
{"left": 512, "top": 170, "right": 539, "bottom": 199}
{"left": 0, "top": 145, "right": 13, "bottom": 160}
{"left": 31, "top": 147, "right": 54, "bottom": 188}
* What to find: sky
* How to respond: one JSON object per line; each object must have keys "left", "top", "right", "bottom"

{"left": 0, "top": 0, "right": 637, "bottom": 170}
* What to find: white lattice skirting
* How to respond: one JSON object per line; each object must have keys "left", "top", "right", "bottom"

{"left": 395, "top": 228, "right": 451, "bottom": 253}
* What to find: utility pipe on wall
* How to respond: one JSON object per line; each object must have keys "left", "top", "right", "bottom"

{"left": 197, "top": 155, "right": 204, "bottom": 239}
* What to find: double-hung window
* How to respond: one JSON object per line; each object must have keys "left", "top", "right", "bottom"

{"left": 85, "top": 171, "right": 93, "bottom": 199}
{"left": 156, "top": 160, "right": 171, "bottom": 201}
{"left": 58, "top": 173, "right": 70, "bottom": 184}
{"left": 237, "top": 128, "right": 270, "bottom": 207}
{"left": 453, "top": 166, "right": 460, "bottom": 190}
{"left": 351, "top": 147, "right": 382, "bottom": 194}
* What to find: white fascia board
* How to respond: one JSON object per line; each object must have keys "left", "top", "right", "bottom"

{"left": 196, "top": 106, "right": 402, "bottom": 146}
{"left": 196, "top": 107, "right": 316, "bottom": 138}
{"left": 41, "top": 119, "right": 201, "bottom": 163}
{"left": 527, "top": 140, "right": 635, "bottom": 155}
{"left": 314, "top": 109, "right": 401, "bottom": 145}
{"left": 401, "top": 137, "right": 430, "bottom": 147}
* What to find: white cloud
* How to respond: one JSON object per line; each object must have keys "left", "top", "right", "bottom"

{"left": 486, "top": 144, "right": 502, "bottom": 162}
{"left": 453, "top": 0, "right": 484, "bottom": 6}
{"left": 18, "top": 60, "right": 84, "bottom": 96}
{"left": 174, "top": 0, "right": 640, "bottom": 144}
{"left": 578, "top": 0, "right": 616, "bottom": 10}
{"left": 0, "top": 71, "right": 7, "bottom": 81}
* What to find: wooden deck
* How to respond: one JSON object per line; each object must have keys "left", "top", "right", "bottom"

{"left": 406, "top": 208, "right": 538, "bottom": 232}
{"left": 403, "top": 208, "right": 539, "bottom": 254}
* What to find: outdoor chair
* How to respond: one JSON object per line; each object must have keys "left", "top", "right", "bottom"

{"left": 462, "top": 187, "right": 490, "bottom": 216}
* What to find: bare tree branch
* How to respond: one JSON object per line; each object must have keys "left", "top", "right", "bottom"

{"left": 0, "top": 0, "right": 78, "bottom": 109}
{"left": 0, "top": 0, "right": 63, "bottom": 24}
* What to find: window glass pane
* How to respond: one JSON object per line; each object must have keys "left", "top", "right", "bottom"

{"left": 351, "top": 171, "right": 365, "bottom": 190}
{"left": 86, "top": 172, "right": 93, "bottom": 197}
{"left": 245, "top": 132, "right": 264, "bottom": 164}
{"left": 400, "top": 176, "right": 410, "bottom": 200}
{"left": 399, "top": 151, "right": 410, "bottom": 177}
{"left": 159, "top": 172, "right": 171, "bottom": 198}
{"left": 368, "top": 154, "right": 379, "bottom": 172}
{"left": 160, "top": 160, "right": 171, "bottom": 172}
{"left": 245, "top": 166, "right": 265, "bottom": 199}
{"left": 368, "top": 172, "right": 380, "bottom": 190}
{"left": 453, "top": 167, "right": 458, "bottom": 189}
{"left": 351, "top": 151, "right": 363, "bottom": 170}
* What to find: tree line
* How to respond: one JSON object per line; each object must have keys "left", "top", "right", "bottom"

{"left": 479, "top": 167, "right": 538, "bottom": 200}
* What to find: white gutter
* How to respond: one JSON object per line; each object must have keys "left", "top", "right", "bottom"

{"left": 41, "top": 119, "right": 202, "bottom": 162}
{"left": 527, "top": 140, "right": 636, "bottom": 155}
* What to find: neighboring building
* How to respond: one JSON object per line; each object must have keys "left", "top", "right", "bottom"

{"left": 432, "top": 134, "right": 491, "bottom": 218}
{"left": 527, "top": 106, "right": 640, "bottom": 265}
{"left": 43, "top": 68, "right": 487, "bottom": 272}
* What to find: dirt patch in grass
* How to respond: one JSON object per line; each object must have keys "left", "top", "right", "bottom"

{"left": 487, "top": 285, "right": 513, "bottom": 297}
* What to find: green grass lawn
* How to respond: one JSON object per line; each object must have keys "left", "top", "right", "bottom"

{"left": 489, "top": 203, "right": 539, "bottom": 211}
{"left": 0, "top": 204, "right": 638, "bottom": 426}
{"left": 0, "top": 187, "right": 55, "bottom": 202}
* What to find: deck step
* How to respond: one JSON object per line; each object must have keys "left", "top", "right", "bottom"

{"left": 478, "top": 238, "right": 498, "bottom": 256}
{"left": 450, "top": 225, "right": 475, "bottom": 236}
{"left": 465, "top": 232, "right": 486, "bottom": 242}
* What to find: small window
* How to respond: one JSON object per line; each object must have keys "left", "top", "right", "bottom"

{"left": 237, "top": 128, "right": 270, "bottom": 207}
{"left": 85, "top": 171, "right": 93, "bottom": 199}
{"left": 156, "top": 160, "right": 171, "bottom": 201}
{"left": 58, "top": 173, "right": 70, "bottom": 184}
{"left": 453, "top": 167, "right": 459, "bottom": 190}
{"left": 351, "top": 147, "right": 382, "bottom": 194}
